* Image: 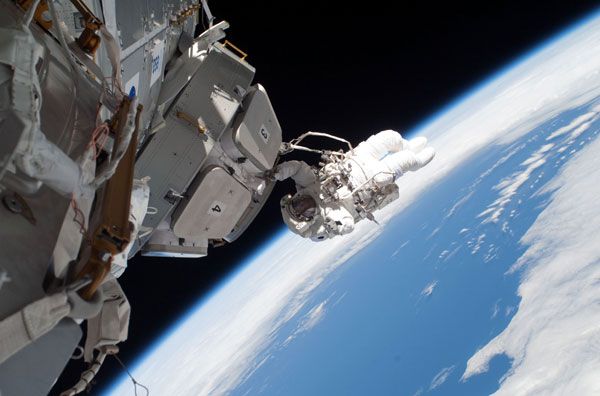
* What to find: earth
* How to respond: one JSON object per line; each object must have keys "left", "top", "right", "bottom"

{"left": 108, "top": 12, "right": 600, "bottom": 396}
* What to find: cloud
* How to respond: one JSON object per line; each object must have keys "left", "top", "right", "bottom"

{"left": 298, "top": 301, "right": 327, "bottom": 332}
{"left": 282, "top": 299, "right": 328, "bottom": 347}
{"left": 491, "top": 299, "right": 501, "bottom": 319}
{"left": 546, "top": 111, "right": 597, "bottom": 140}
{"left": 462, "top": 131, "right": 600, "bottom": 395}
{"left": 467, "top": 234, "right": 486, "bottom": 255}
{"left": 477, "top": 142, "right": 554, "bottom": 224}
{"left": 420, "top": 280, "right": 438, "bottom": 297}
{"left": 427, "top": 226, "right": 441, "bottom": 239}
{"left": 445, "top": 191, "right": 474, "bottom": 219}
{"left": 411, "top": 388, "right": 423, "bottom": 396}
{"left": 331, "top": 291, "right": 348, "bottom": 307}
{"left": 568, "top": 119, "right": 595, "bottom": 140}
{"left": 429, "top": 365, "right": 455, "bottom": 390}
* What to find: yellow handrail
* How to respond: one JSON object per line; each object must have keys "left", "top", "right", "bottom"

{"left": 223, "top": 40, "right": 248, "bottom": 61}
{"left": 176, "top": 111, "right": 207, "bottom": 135}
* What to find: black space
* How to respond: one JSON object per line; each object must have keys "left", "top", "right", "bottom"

{"left": 51, "top": 1, "right": 599, "bottom": 394}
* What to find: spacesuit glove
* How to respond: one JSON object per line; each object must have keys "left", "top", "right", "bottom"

{"left": 261, "top": 169, "right": 276, "bottom": 181}
{"left": 66, "top": 287, "right": 104, "bottom": 320}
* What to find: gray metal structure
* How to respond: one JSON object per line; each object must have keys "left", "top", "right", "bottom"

{"left": 0, "top": 0, "right": 282, "bottom": 394}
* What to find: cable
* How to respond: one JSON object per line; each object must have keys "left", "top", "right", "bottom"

{"left": 88, "top": 123, "right": 110, "bottom": 159}
{"left": 70, "top": 194, "right": 91, "bottom": 245}
{"left": 113, "top": 354, "right": 150, "bottom": 396}
{"left": 288, "top": 131, "right": 354, "bottom": 152}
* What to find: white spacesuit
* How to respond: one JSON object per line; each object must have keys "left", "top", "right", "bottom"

{"left": 275, "top": 130, "right": 435, "bottom": 241}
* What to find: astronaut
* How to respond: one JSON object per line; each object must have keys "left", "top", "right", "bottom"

{"left": 275, "top": 130, "right": 435, "bottom": 241}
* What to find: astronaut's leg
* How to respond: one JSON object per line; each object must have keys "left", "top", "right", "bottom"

{"left": 353, "top": 130, "right": 407, "bottom": 160}
{"left": 406, "top": 136, "right": 428, "bottom": 153}
{"left": 381, "top": 146, "right": 435, "bottom": 176}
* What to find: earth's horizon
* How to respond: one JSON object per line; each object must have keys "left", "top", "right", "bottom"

{"left": 108, "top": 9, "right": 600, "bottom": 396}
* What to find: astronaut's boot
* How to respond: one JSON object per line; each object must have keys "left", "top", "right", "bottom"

{"left": 381, "top": 145, "right": 435, "bottom": 175}
{"left": 416, "top": 146, "right": 435, "bottom": 167}
{"left": 406, "top": 136, "right": 428, "bottom": 153}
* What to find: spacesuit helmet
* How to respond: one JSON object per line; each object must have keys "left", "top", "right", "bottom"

{"left": 288, "top": 194, "right": 318, "bottom": 221}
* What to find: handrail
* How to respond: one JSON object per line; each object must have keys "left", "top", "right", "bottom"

{"left": 223, "top": 39, "right": 248, "bottom": 61}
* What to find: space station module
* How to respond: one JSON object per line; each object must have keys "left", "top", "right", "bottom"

{"left": 0, "top": 0, "right": 283, "bottom": 394}
{"left": 277, "top": 130, "right": 435, "bottom": 241}
{"left": 0, "top": 0, "right": 433, "bottom": 394}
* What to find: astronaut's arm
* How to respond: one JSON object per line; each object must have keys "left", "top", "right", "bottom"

{"left": 273, "top": 160, "right": 316, "bottom": 188}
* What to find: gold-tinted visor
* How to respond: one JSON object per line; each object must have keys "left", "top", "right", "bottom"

{"left": 289, "top": 194, "right": 317, "bottom": 221}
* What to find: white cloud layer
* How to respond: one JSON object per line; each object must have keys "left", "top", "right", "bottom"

{"left": 462, "top": 132, "right": 600, "bottom": 395}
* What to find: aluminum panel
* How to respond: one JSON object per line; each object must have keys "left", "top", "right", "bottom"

{"left": 114, "top": 0, "right": 148, "bottom": 49}
{"left": 176, "top": 45, "right": 255, "bottom": 137}
{"left": 0, "top": 10, "right": 100, "bottom": 319}
{"left": 173, "top": 166, "right": 252, "bottom": 239}
{"left": 121, "top": 30, "right": 167, "bottom": 138}
{"left": 134, "top": 119, "right": 213, "bottom": 229}
{"left": 225, "top": 177, "right": 277, "bottom": 242}
{"left": 0, "top": 319, "right": 81, "bottom": 396}
{"left": 143, "top": 229, "right": 208, "bottom": 257}
{"left": 231, "top": 85, "right": 282, "bottom": 171}
{"left": 130, "top": 44, "right": 255, "bottom": 256}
